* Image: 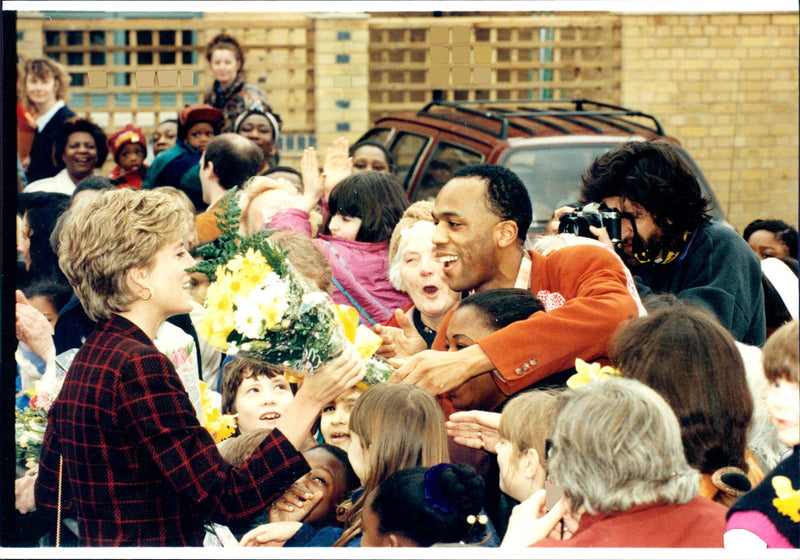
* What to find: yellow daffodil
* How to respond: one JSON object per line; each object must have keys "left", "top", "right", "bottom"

{"left": 198, "top": 381, "right": 237, "bottom": 443}
{"left": 566, "top": 358, "right": 621, "bottom": 389}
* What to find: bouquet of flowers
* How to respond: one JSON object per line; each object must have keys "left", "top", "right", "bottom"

{"left": 192, "top": 189, "right": 392, "bottom": 384}
{"left": 15, "top": 356, "right": 69, "bottom": 470}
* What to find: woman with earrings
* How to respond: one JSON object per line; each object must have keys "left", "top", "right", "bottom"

{"left": 33, "top": 188, "right": 365, "bottom": 546}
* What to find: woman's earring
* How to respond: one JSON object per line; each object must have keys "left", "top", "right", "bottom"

{"left": 140, "top": 287, "right": 153, "bottom": 301}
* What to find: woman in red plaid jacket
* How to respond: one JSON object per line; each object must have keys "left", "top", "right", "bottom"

{"left": 34, "top": 188, "right": 364, "bottom": 546}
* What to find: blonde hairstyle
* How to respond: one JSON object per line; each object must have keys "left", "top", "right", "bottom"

{"left": 549, "top": 378, "right": 699, "bottom": 516}
{"left": 154, "top": 186, "right": 198, "bottom": 247}
{"left": 336, "top": 383, "right": 449, "bottom": 546}
{"left": 498, "top": 389, "right": 563, "bottom": 472}
{"left": 237, "top": 175, "right": 299, "bottom": 235}
{"left": 762, "top": 319, "right": 799, "bottom": 383}
{"left": 20, "top": 57, "right": 71, "bottom": 110}
{"left": 270, "top": 230, "right": 334, "bottom": 295}
{"left": 218, "top": 429, "right": 271, "bottom": 468}
{"left": 58, "top": 188, "right": 193, "bottom": 321}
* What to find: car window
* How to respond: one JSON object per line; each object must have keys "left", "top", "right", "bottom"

{"left": 499, "top": 144, "right": 617, "bottom": 229}
{"left": 388, "top": 132, "right": 429, "bottom": 190}
{"left": 413, "top": 141, "right": 484, "bottom": 202}
{"left": 501, "top": 144, "right": 722, "bottom": 230}
{"left": 360, "top": 128, "right": 390, "bottom": 145}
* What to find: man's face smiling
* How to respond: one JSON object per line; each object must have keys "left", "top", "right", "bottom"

{"left": 432, "top": 176, "right": 503, "bottom": 293}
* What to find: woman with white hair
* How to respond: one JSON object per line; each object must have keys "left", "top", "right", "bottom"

{"left": 503, "top": 377, "right": 729, "bottom": 547}
{"left": 374, "top": 201, "right": 461, "bottom": 359}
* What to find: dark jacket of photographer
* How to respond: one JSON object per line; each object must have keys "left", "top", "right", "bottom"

{"left": 633, "top": 221, "right": 766, "bottom": 347}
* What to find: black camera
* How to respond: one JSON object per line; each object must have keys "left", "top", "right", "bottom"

{"left": 558, "top": 202, "right": 623, "bottom": 250}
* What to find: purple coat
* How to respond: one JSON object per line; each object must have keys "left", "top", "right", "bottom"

{"left": 269, "top": 208, "right": 411, "bottom": 326}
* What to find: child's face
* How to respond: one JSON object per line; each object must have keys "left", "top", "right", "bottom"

{"left": 328, "top": 213, "right": 362, "bottom": 241}
{"left": 360, "top": 491, "right": 392, "bottom": 547}
{"left": 347, "top": 431, "right": 368, "bottom": 484}
{"left": 320, "top": 387, "right": 363, "bottom": 452}
{"left": 444, "top": 305, "right": 506, "bottom": 411}
{"left": 495, "top": 438, "right": 534, "bottom": 502}
{"left": 234, "top": 374, "right": 294, "bottom": 433}
{"left": 185, "top": 122, "right": 215, "bottom": 151}
{"left": 28, "top": 294, "right": 60, "bottom": 328}
{"left": 118, "top": 143, "right": 145, "bottom": 171}
{"left": 293, "top": 447, "right": 348, "bottom": 524}
{"left": 187, "top": 270, "right": 211, "bottom": 305}
{"left": 766, "top": 377, "right": 800, "bottom": 447}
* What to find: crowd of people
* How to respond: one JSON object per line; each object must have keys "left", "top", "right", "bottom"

{"left": 12, "top": 34, "right": 799, "bottom": 550}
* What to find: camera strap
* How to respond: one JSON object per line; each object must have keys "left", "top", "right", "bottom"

{"left": 629, "top": 219, "right": 690, "bottom": 265}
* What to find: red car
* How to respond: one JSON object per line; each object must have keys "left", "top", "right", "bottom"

{"left": 358, "top": 99, "right": 724, "bottom": 234}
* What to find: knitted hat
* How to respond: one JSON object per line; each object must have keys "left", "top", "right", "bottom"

{"left": 107, "top": 124, "right": 147, "bottom": 164}
{"left": 178, "top": 104, "right": 224, "bottom": 140}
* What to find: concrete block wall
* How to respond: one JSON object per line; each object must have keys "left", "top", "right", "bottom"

{"left": 620, "top": 12, "right": 798, "bottom": 231}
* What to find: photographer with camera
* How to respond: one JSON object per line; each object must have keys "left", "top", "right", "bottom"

{"left": 552, "top": 140, "right": 765, "bottom": 346}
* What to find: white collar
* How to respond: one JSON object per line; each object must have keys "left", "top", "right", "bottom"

{"left": 36, "top": 100, "right": 66, "bottom": 131}
{"left": 514, "top": 251, "right": 533, "bottom": 290}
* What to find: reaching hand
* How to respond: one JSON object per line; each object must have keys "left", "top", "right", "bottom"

{"left": 388, "top": 343, "right": 492, "bottom": 396}
{"left": 322, "top": 137, "right": 353, "bottom": 198}
{"left": 501, "top": 489, "right": 569, "bottom": 547}
{"left": 15, "top": 468, "right": 38, "bottom": 514}
{"left": 239, "top": 521, "right": 303, "bottom": 547}
{"left": 16, "top": 290, "right": 55, "bottom": 361}
{"left": 269, "top": 482, "right": 324, "bottom": 523}
{"left": 545, "top": 205, "right": 578, "bottom": 236}
{"left": 298, "top": 341, "right": 366, "bottom": 407}
{"left": 445, "top": 410, "right": 501, "bottom": 453}
{"left": 300, "top": 146, "right": 321, "bottom": 196}
{"left": 373, "top": 309, "right": 428, "bottom": 360}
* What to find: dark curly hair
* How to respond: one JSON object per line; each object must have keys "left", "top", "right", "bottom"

{"left": 743, "top": 219, "right": 798, "bottom": 259}
{"left": 580, "top": 140, "right": 711, "bottom": 234}
{"left": 453, "top": 164, "right": 532, "bottom": 241}
{"left": 368, "top": 463, "right": 486, "bottom": 546}
{"left": 53, "top": 117, "right": 108, "bottom": 170}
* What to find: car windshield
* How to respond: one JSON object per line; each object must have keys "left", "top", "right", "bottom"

{"left": 500, "top": 144, "right": 614, "bottom": 229}
{"left": 499, "top": 143, "right": 721, "bottom": 231}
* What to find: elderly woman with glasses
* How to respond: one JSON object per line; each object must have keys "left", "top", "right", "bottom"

{"left": 503, "top": 377, "right": 729, "bottom": 548}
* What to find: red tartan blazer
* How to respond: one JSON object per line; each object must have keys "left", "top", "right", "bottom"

{"left": 35, "top": 314, "right": 308, "bottom": 546}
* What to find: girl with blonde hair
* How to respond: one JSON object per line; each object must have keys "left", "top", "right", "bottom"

{"left": 240, "top": 382, "right": 449, "bottom": 547}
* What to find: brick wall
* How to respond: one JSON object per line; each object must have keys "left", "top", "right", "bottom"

{"left": 16, "top": 10, "right": 798, "bottom": 230}
{"left": 620, "top": 12, "right": 798, "bottom": 231}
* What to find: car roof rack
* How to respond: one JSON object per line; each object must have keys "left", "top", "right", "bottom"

{"left": 417, "top": 98, "right": 665, "bottom": 139}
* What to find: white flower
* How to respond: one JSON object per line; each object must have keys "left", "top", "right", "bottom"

{"left": 234, "top": 279, "right": 290, "bottom": 339}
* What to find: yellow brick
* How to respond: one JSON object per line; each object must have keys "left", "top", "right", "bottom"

{"left": 741, "top": 14, "right": 771, "bottom": 25}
